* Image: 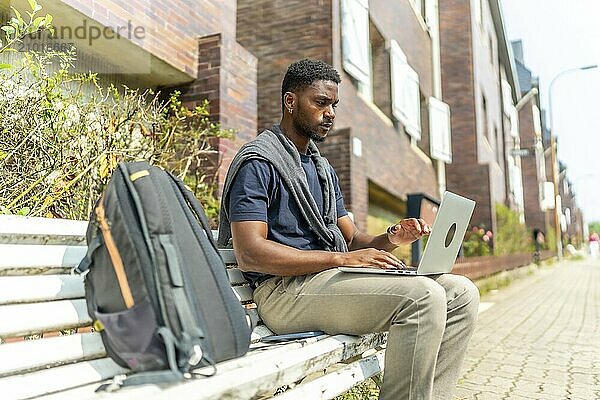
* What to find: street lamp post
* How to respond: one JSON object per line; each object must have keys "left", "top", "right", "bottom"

{"left": 547, "top": 64, "right": 598, "bottom": 260}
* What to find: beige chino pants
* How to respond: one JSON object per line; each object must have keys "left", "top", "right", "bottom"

{"left": 253, "top": 269, "right": 480, "bottom": 400}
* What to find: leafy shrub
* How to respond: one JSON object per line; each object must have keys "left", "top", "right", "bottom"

{"left": 0, "top": 49, "right": 232, "bottom": 224}
{"left": 462, "top": 226, "right": 492, "bottom": 257}
{"left": 0, "top": 0, "right": 53, "bottom": 66}
{"left": 494, "top": 203, "right": 532, "bottom": 255}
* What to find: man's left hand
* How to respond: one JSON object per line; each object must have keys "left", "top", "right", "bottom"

{"left": 387, "top": 218, "right": 431, "bottom": 245}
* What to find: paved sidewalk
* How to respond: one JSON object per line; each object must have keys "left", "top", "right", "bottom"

{"left": 455, "top": 258, "right": 600, "bottom": 400}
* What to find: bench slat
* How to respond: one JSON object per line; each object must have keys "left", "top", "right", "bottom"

{"left": 0, "top": 332, "right": 105, "bottom": 377}
{"left": 0, "top": 244, "right": 87, "bottom": 276}
{"left": 219, "top": 248, "right": 237, "bottom": 265}
{"left": 36, "top": 333, "right": 386, "bottom": 400}
{"left": 0, "top": 299, "right": 91, "bottom": 338}
{"left": 0, "top": 275, "right": 84, "bottom": 305}
{"left": 126, "top": 333, "right": 386, "bottom": 400}
{"left": 0, "top": 357, "right": 126, "bottom": 399}
{"left": 272, "top": 349, "right": 385, "bottom": 400}
{"left": 226, "top": 268, "right": 247, "bottom": 285}
{"left": 0, "top": 216, "right": 87, "bottom": 245}
{"left": 232, "top": 285, "right": 254, "bottom": 303}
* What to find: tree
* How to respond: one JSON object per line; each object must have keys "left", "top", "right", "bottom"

{"left": 588, "top": 222, "right": 600, "bottom": 236}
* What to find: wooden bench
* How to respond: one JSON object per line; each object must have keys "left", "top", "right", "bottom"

{"left": 0, "top": 215, "right": 387, "bottom": 400}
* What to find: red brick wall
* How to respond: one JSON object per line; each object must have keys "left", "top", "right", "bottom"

{"left": 317, "top": 128, "right": 353, "bottom": 211}
{"left": 236, "top": 0, "right": 438, "bottom": 230}
{"left": 63, "top": 0, "right": 239, "bottom": 76}
{"left": 170, "top": 34, "right": 258, "bottom": 195}
{"left": 236, "top": 0, "right": 335, "bottom": 132}
{"left": 369, "top": 0, "right": 433, "bottom": 98}
{"left": 440, "top": 0, "right": 506, "bottom": 235}
{"left": 518, "top": 101, "right": 545, "bottom": 232}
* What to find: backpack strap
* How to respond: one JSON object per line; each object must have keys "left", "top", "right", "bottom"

{"left": 95, "top": 327, "right": 184, "bottom": 392}
{"left": 73, "top": 234, "right": 103, "bottom": 275}
{"left": 165, "top": 172, "right": 219, "bottom": 253}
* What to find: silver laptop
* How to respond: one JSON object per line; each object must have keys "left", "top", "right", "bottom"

{"left": 338, "top": 191, "right": 475, "bottom": 276}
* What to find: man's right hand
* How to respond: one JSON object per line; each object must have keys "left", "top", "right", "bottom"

{"left": 338, "top": 248, "right": 405, "bottom": 269}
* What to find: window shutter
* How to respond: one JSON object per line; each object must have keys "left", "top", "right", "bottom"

{"left": 425, "top": 0, "right": 438, "bottom": 32}
{"left": 510, "top": 163, "right": 524, "bottom": 209}
{"left": 341, "top": 0, "right": 370, "bottom": 85}
{"left": 391, "top": 40, "right": 422, "bottom": 140}
{"left": 428, "top": 97, "right": 452, "bottom": 162}
{"left": 532, "top": 104, "right": 542, "bottom": 136}
{"left": 509, "top": 107, "right": 519, "bottom": 138}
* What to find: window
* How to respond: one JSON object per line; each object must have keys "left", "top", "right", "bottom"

{"left": 428, "top": 97, "right": 452, "bottom": 163}
{"left": 370, "top": 20, "right": 392, "bottom": 118}
{"left": 341, "top": 0, "right": 371, "bottom": 99}
{"left": 390, "top": 40, "right": 421, "bottom": 140}
{"left": 494, "top": 125, "right": 501, "bottom": 162}
{"left": 481, "top": 93, "right": 488, "bottom": 140}
{"left": 502, "top": 80, "right": 519, "bottom": 138}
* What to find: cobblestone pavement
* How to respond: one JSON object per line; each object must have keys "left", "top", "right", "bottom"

{"left": 455, "top": 258, "right": 600, "bottom": 400}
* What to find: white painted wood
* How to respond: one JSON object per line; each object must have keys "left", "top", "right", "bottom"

{"left": 0, "top": 299, "right": 91, "bottom": 338}
{"left": 0, "top": 244, "right": 87, "bottom": 275}
{"left": 43, "top": 333, "right": 386, "bottom": 400}
{"left": 250, "top": 324, "right": 275, "bottom": 343}
{"left": 0, "top": 332, "right": 105, "bottom": 377}
{"left": 0, "top": 275, "right": 84, "bottom": 305}
{"left": 0, "top": 357, "right": 126, "bottom": 400}
{"left": 272, "top": 350, "right": 385, "bottom": 399}
{"left": 131, "top": 334, "right": 385, "bottom": 400}
{"left": 219, "top": 248, "right": 237, "bottom": 265}
{"left": 0, "top": 216, "right": 87, "bottom": 245}
{"left": 226, "top": 268, "right": 247, "bottom": 285}
{"left": 232, "top": 285, "right": 254, "bottom": 303}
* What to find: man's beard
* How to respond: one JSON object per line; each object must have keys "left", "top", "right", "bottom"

{"left": 293, "top": 116, "right": 327, "bottom": 143}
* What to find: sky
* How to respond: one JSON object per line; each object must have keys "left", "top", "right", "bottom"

{"left": 500, "top": 0, "right": 600, "bottom": 224}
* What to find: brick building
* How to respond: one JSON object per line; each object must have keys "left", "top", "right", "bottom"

{"left": 511, "top": 41, "right": 548, "bottom": 235}
{"left": 236, "top": 0, "right": 453, "bottom": 240}
{"left": 439, "top": 0, "right": 521, "bottom": 235}
{"left": 2, "top": 0, "right": 259, "bottom": 187}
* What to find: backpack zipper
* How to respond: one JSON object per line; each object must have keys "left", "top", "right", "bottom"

{"left": 96, "top": 200, "right": 135, "bottom": 309}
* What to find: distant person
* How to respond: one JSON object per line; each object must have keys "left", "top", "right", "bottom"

{"left": 218, "top": 59, "right": 480, "bottom": 400}
{"left": 532, "top": 229, "right": 545, "bottom": 264}
{"left": 589, "top": 232, "right": 599, "bottom": 259}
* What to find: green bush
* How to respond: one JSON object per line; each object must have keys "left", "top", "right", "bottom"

{"left": 0, "top": 0, "right": 53, "bottom": 65}
{"left": 0, "top": 48, "right": 232, "bottom": 224}
{"left": 462, "top": 226, "right": 492, "bottom": 257}
{"left": 494, "top": 203, "right": 532, "bottom": 255}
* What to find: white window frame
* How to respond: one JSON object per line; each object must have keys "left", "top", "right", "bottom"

{"left": 428, "top": 97, "right": 452, "bottom": 163}
{"left": 390, "top": 40, "right": 422, "bottom": 140}
{"left": 532, "top": 104, "right": 542, "bottom": 136}
{"left": 341, "top": 0, "right": 371, "bottom": 99}
{"left": 424, "top": 0, "right": 438, "bottom": 33}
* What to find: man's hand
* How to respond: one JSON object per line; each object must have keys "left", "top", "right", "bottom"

{"left": 338, "top": 248, "right": 405, "bottom": 269}
{"left": 387, "top": 218, "right": 431, "bottom": 245}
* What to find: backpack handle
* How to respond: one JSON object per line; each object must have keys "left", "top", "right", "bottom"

{"left": 165, "top": 172, "right": 220, "bottom": 253}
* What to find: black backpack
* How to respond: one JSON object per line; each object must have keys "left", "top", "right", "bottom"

{"left": 75, "top": 161, "right": 251, "bottom": 388}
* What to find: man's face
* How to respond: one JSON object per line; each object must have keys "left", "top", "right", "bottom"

{"left": 292, "top": 80, "right": 339, "bottom": 143}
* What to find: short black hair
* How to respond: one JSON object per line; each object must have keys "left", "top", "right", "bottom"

{"left": 281, "top": 59, "right": 341, "bottom": 111}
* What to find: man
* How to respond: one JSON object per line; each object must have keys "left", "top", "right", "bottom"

{"left": 218, "top": 59, "right": 479, "bottom": 400}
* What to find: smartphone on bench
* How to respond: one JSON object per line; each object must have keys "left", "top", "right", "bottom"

{"left": 261, "top": 331, "right": 325, "bottom": 343}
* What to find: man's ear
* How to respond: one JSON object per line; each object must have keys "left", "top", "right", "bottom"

{"left": 283, "top": 91, "right": 296, "bottom": 113}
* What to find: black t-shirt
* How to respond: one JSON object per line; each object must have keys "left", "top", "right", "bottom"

{"left": 228, "top": 154, "right": 348, "bottom": 286}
